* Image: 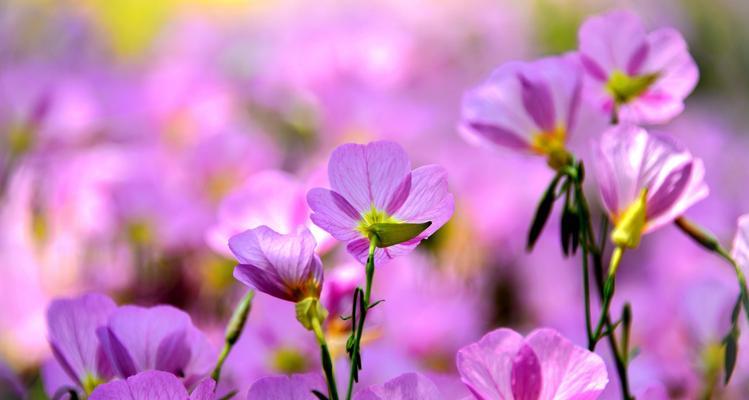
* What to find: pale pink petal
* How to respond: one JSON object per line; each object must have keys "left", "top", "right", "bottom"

{"left": 355, "top": 372, "right": 442, "bottom": 400}
{"left": 246, "top": 373, "right": 325, "bottom": 399}
{"left": 524, "top": 329, "right": 608, "bottom": 400}
{"left": 307, "top": 188, "right": 361, "bottom": 242}
{"left": 89, "top": 371, "right": 191, "bottom": 400}
{"left": 456, "top": 328, "right": 524, "bottom": 399}
{"left": 327, "top": 141, "right": 411, "bottom": 212}
{"left": 578, "top": 10, "right": 648, "bottom": 74}
{"left": 392, "top": 165, "right": 454, "bottom": 237}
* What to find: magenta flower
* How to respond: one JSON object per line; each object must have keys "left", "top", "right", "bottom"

{"left": 246, "top": 372, "right": 443, "bottom": 399}
{"left": 456, "top": 328, "right": 608, "bottom": 400}
{"left": 229, "top": 226, "right": 323, "bottom": 302}
{"left": 578, "top": 10, "right": 698, "bottom": 124}
{"left": 97, "top": 305, "right": 215, "bottom": 387}
{"left": 593, "top": 124, "right": 708, "bottom": 248}
{"left": 46, "top": 293, "right": 116, "bottom": 395}
{"left": 89, "top": 371, "right": 215, "bottom": 400}
{"left": 307, "top": 141, "right": 454, "bottom": 264}
{"left": 460, "top": 54, "right": 582, "bottom": 168}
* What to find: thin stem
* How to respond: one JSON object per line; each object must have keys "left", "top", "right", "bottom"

{"left": 675, "top": 217, "right": 749, "bottom": 321}
{"left": 581, "top": 220, "right": 594, "bottom": 350}
{"left": 345, "top": 241, "right": 377, "bottom": 400}
{"left": 592, "top": 246, "right": 623, "bottom": 344}
{"left": 212, "top": 290, "right": 255, "bottom": 385}
{"left": 312, "top": 314, "right": 339, "bottom": 400}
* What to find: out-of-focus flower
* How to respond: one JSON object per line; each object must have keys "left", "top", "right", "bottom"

{"left": 229, "top": 226, "right": 323, "bottom": 303}
{"left": 456, "top": 327, "right": 608, "bottom": 400}
{"left": 307, "top": 141, "right": 454, "bottom": 264}
{"left": 97, "top": 304, "right": 215, "bottom": 387}
{"left": 460, "top": 54, "right": 583, "bottom": 169}
{"left": 89, "top": 370, "right": 215, "bottom": 400}
{"left": 207, "top": 170, "right": 329, "bottom": 257}
{"left": 246, "top": 371, "right": 442, "bottom": 399}
{"left": 593, "top": 125, "right": 708, "bottom": 248}
{"left": 578, "top": 10, "right": 698, "bottom": 124}
{"left": 732, "top": 214, "right": 749, "bottom": 269}
{"left": 46, "top": 293, "right": 116, "bottom": 395}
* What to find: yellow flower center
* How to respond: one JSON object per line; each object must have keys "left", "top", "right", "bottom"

{"left": 271, "top": 346, "right": 308, "bottom": 374}
{"left": 530, "top": 125, "right": 571, "bottom": 170}
{"left": 611, "top": 189, "right": 648, "bottom": 249}
{"left": 606, "top": 70, "right": 659, "bottom": 105}
{"left": 82, "top": 373, "right": 103, "bottom": 395}
{"left": 356, "top": 205, "right": 402, "bottom": 239}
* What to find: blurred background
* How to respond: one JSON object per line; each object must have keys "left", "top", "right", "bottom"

{"left": 2, "top": 0, "right": 749, "bottom": 398}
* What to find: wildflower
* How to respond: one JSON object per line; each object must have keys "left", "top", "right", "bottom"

{"left": 89, "top": 370, "right": 215, "bottom": 400}
{"left": 460, "top": 55, "right": 582, "bottom": 170}
{"left": 307, "top": 141, "right": 453, "bottom": 264}
{"left": 593, "top": 124, "right": 707, "bottom": 249}
{"left": 456, "top": 328, "right": 608, "bottom": 399}
{"left": 578, "top": 10, "right": 698, "bottom": 124}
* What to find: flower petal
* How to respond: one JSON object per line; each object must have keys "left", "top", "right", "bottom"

{"left": 246, "top": 373, "right": 325, "bottom": 399}
{"left": 47, "top": 293, "right": 117, "bottom": 385}
{"left": 456, "top": 328, "right": 524, "bottom": 399}
{"left": 89, "top": 371, "right": 190, "bottom": 400}
{"left": 328, "top": 141, "right": 411, "bottom": 212}
{"left": 510, "top": 344, "right": 542, "bottom": 400}
{"left": 355, "top": 372, "right": 442, "bottom": 400}
{"left": 392, "top": 165, "right": 454, "bottom": 237}
{"left": 524, "top": 328, "right": 608, "bottom": 400}
{"left": 307, "top": 188, "right": 361, "bottom": 242}
{"left": 578, "top": 10, "right": 648, "bottom": 74}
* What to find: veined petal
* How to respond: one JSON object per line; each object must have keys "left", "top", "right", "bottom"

{"left": 392, "top": 165, "right": 454, "bottom": 237}
{"left": 355, "top": 372, "right": 442, "bottom": 400}
{"left": 328, "top": 141, "right": 411, "bottom": 212}
{"left": 307, "top": 188, "right": 361, "bottom": 242}
{"left": 230, "top": 226, "right": 323, "bottom": 301}
{"left": 578, "top": 10, "right": 648, "bottom": 74}
{"left": 456, "top": 328, "right": 524, "bottom": 399}
{"left": 246, "top": 373, "right": 325, "bottom": 399}
{"left": 524, "top": 329, "right": 608, "bottom": 400}
{"left": 88, "top": 371, "right": 192, "bottom": 400}
{"left": 47, "top": 293, "right": 117, "bottom": 386}
{"left": 510, "top": 344, "right": 542, "bottom": 400}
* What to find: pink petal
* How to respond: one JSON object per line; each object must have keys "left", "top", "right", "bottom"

{"left": 307, "top": 188, "right": 361, "bottom": 242}
{"left": 355, "top": 372, "right": 442, "bottom": 400}
{"left": 510, "top": 344, "right": 542, "bottom": 400}
{"left": 246, "top": 373, "right": 325, "bottom": 399}
{"left": 456, "top": 328, "right": 524, "bottom": 399}
{"left": 732, "top": 214, "right": 749, "bottom": 271}
{"left": 578, "top": 10, "right": 648, "bottom": 74}
{"left": 524, "top": 329, "right": 608, "bottom": 400}
{"left": 89, "top": 371, "right": 190, "bottom": 400}
{"left": 327, "top": 141, "right": 411, "bottom": 212}
{"left": 392, "top": 165, "right": 454, "bottom": 237}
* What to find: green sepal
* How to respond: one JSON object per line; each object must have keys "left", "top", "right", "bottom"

{"left": 295, "top": 297, "right": 328, "bottom": 331}
{"left": 606, "top": 70, "right": 659, "bottom": 104}
{"left": 723, "top": 330, "right": 739, "bottom": 385}
{"left": 367, "top": 221, "right": 432, "bottom": 248}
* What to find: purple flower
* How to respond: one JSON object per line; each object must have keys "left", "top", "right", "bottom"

{"left": 460, "top": 54, "right": 582, "bottom": 168}
{"left": 46, "top": 293, "right": 116, "bottom": 395}
{"left": 246, "top": 372, "right": 443, "bottom": 399}
{"left": 456, "top": 328, "right": 608, "bottom": 400}
{"left": 229, "top": 226, "right": 324, "bottom": 302}
{"left": 97, "top": 304, "right": 215, "bottom": 387}
{"left": 578, "top": 10, "right": 698, "bottom": 124}
{"left": 89, "top": 371, "right": 215, "bottom": 400}
{"left": 307, "top": 141, "right": 454, "bottom": 264}
{"left": 593, "top": 124, "right": 708, "bottom": 248}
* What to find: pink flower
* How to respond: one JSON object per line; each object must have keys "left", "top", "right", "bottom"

{"left": 732, "top": 214, "right": 749, "bottom": 270}
{"left": 460, "top": 54, "right": 582, "bottom": 168}
{"left": 578, "top": 10, "right": 698, "bottom": 124}
{"left": 89, "top": 371, "right": 215, "bottom": 400}
{"left": 229, "top": 226, "right": 324, "bottom": 303}
{"left": 307, "top": 141, "right": 454, "bottom": 264}
{"left": 593, "top": 125, "right": 708, "bottom": 248}
{"left": 456, "top": 328, "right": 608, "bottom": 400}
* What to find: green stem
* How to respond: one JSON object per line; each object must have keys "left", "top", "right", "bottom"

{"left": 211, "top": 290, "right": 255, "bottom": 385}
{"left": 311, "top": 314, "right": 339, "bottom": 400}
{"left": 581, "top": 226, "right": 594, "bottom": 350}
{"left": 592, "top": 246, "right": 623, "bottom": 343}
{"left": 675, "top": 217, "right": 749, "bottom": 322}
{"left": 345, "top": 241, "right": 377, "bottom": 400}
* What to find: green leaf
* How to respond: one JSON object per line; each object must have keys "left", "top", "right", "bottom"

{"left": 724, "top": 331, "right": 739, "bottom": 385}
{"left": 311, "top": 390, "right": 329, "bottom": 400}
{"left": 527, "top": 174, "right": 563, "bottom": 251}
{"left": 368, "top": 221, "right": 432, "bottom": 248}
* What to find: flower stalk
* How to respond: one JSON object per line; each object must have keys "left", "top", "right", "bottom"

{"left": 212, "top": 290, "right": 255, "bottom": 386}
{"left": 345, "top": 240, "right": 377, "bottom": 400}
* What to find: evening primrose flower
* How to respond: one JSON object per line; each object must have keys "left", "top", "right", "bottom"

{"left": 456, "top": 328, "right": 608, "bottom": 400}
{"left": 593, "top": 125, "right": 708, "bottom": 249}
{"left": 46, "top": 293, "right": 116, "bottom": 396}
{"left": 460, "top": 54, "right": 583, "bottom": 170}
{"left": 307, "top": 140, "right": 454, "bottom": 264}
{"left": 228, "top": 226, "right": 324, "bottom": 303}
{"left": 578, "top": 10, "right": 698, "bottom": 124}
{"left": 89, "top": 370, "right": 215, "bottom": 400}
